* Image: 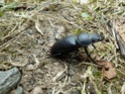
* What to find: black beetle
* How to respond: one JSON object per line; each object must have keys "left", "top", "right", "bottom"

{"left": 51, "top": 33, "right": 104, "bottom": 63}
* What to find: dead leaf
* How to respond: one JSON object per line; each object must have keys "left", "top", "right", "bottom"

{"left": 102, "top": 62, "right": 116, "bottom": 79}
{"left": 96, "top": 60, "right": 117, "bottom": 79}
{"left": 96, "top": 60, "right": 107, "bottom": 67}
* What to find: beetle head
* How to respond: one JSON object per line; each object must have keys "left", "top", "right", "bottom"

{"left": 91, "top": 34, "right": 104, "bottom": 42}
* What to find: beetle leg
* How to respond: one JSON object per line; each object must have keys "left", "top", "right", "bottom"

{"left": 52, "top": 53, "right": 62, "bottom": 57}
{"left": 84, "top": 47, "right": 96, "bottom": 64}
{"left": 92, "top": 43, "right": 96, "bottom": 49}
{"left": 55, "top": 37, "right": 60, "bottom": 41}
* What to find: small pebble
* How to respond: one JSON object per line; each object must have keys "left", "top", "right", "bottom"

{"left": 15, "top": 86, "right": 24, "bottom": 94}
{"left": 26, "top": 64, "right": 34, "bottom": 71}
{"left": 31, "top": 86, "right": 43, "bottom": 94}
{"left": 27, "top": 29, "right": 33, "bottom": 35}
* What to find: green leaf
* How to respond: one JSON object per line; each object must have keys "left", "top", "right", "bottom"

{"left": 0, "top": 11, "right": 2, "bottom": 17}
{"left": 81, "top": 12, "right": 90, "bottom": 18}
{"left": 72, "top": 0, "right": 78, "bottom": 4}
{"left": 7, "top": 2, "right": 18, "bottom": 10}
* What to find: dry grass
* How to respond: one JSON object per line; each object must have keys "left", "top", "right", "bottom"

{"left": 0, "top": 0, "right": 125, "bottom": 94}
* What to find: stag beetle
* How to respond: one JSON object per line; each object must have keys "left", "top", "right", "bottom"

{"left": 51, "top": 33, "right": 104, "bottom": 63}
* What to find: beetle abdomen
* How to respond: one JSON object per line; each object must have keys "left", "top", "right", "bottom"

{"left": 51, "top": 35, "right": 78, "bottom": 56}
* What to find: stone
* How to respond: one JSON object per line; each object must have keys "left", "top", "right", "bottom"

{"left": 15, "top": 86, "right": 24, "bottom": 94}
{"left": 0, "top": 67, "right": 22, "bottom": 94}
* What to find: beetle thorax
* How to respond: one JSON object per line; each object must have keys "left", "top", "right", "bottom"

{"left": 77, "top": 33, "right": 92, "bottom": 47}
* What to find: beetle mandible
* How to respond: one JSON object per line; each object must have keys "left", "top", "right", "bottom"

{"left": 51, "top": 33, "right": 104, "bottom": 63}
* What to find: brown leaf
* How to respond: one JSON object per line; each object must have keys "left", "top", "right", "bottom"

{"left": 96, "top": 60, "right": 107, "bottom": 67}
{"left": 102, "top": 62, "right": 116, "bottom": 79}
{"left": 96, "top": 60, "right": 117, "bottom": 79}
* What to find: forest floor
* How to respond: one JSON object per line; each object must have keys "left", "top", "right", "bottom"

{"left": 1, "top": 0, "right": 125, "bottom": 94}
